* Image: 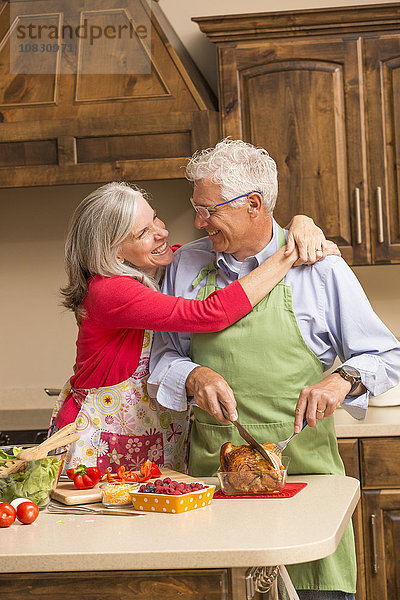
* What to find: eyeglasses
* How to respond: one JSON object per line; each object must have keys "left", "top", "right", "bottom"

{"left": 190, "top": 191, "right": 262, "bottom": 219}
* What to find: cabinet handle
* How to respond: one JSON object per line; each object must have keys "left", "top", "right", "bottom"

{"left": 376, "top": 186, "right": 384, "bottom": 243}
{"left": 371, "top": 513, "right": 379, "bottom": 573}
{"left": 354, "top": 187, "right": 362, "bottom": 245}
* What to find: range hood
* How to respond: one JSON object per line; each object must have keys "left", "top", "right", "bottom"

{"left": 0, "top": 1, "right": 218, "bottom": 187}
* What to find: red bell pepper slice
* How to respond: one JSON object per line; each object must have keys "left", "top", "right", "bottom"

{"left": 140, "top": 460, "right": 161, "bottom": 479}
{"left": 102, "top": 460, "right": 161, "bottom": 485}
{"left": 117, "top": 465, "right": 127, "bottom": 479}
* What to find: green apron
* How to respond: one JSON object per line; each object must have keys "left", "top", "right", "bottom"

{"left": 189, "top": 226, "right": 356, "bottom": 593}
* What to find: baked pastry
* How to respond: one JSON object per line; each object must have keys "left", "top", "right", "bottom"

{"left": 219, "top": 441, "right": 285, "bottom": 494}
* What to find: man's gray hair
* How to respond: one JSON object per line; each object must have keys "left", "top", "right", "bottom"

{"left": 61, "top": 181, "right": 159, "bottom": 320}
{"left": 185, "top": 138, "right": 278, "bottom": 213}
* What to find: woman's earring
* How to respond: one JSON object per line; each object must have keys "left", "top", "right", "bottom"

{"left": 119, "top": 258, "right": 125, "bottom": 264}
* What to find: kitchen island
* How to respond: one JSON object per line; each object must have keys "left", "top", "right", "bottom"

{"left": 0, "top": 474, "right": 359, "bottom": 600}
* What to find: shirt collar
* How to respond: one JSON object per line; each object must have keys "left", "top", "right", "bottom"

{"left": 216, "top": 218, "right": 282, "bottom": 274}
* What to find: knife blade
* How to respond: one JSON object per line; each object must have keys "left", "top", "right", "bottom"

{"left": 219, "top": 404, "right": 277, "bottom": 469}
{"left": 47, "top": 503, "right": 144, "bottom": 516}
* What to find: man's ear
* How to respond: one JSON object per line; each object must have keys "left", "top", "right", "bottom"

{"left": 247, "top": 192, "right": 263, "bottom": 215}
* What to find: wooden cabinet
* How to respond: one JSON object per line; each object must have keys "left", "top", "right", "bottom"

{"left": 194, "top": 4, "right": 400, "bottom": 265}
{"left": 0, "top": 569, "right": 231, "bottom": 600}
{"left": 361, "top": 438, "right": 400, "bottom": 600}
{"left": 0, "top": 1, "right": 219, "bottom": 186}
{"left": 363, "top": 490, "right": 400, "bottom": 600}
{"left": 338, "top": 438, "right": 367, "bottom": 600}
{"left": 338, "top": 436, "right": 400, "bottom": 600}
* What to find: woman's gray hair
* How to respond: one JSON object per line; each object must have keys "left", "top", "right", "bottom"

{"left": 61, "top": 181, "right": 159, "bottom": 320}
{"left": 186, "top": 138, "right": 278, "bottom": 213}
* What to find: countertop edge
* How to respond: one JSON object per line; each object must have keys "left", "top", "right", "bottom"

{"left": 0, "top": 476, "right": 360, "bottom": 573}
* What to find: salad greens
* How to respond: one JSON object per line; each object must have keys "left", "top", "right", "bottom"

{"left": 0, "top": 446, "right": 61, "bottom": 506}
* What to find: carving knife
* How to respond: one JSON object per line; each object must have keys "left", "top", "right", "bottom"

{"left": 219, "top": 404, "right": 277, "bottom": 469}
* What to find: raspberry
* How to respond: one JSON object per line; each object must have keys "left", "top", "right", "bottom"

{"left": 154, "top": 479, "right": 162, "bottom": 486}
{"left": 163, "top": 477, "right": 171, "bottom": 484}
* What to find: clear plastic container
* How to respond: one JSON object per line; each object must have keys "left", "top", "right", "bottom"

{"left": 100, "top": 482, "right": 139, "bottom": 507}
{"left": 217, "top": 456, "right": 290, "bottom": 495}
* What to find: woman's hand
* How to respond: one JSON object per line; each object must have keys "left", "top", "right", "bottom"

{"left": 284, "top": 215, "right": 341, "bottom": 265}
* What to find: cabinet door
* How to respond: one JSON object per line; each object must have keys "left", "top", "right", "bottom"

{"left": 0, "top": 569, "right": 231, "bottom": 600}
{"left": 337, "top": 438, "right": 366, "bottom": 600}
{"left": 0, "top": 1, "right": 218, "bottom": 186}
{"left": 218, "top": 38, "right": 370, "bottom": 264}
{"left": 364, "top": 35, "right": 400, "bottom": 263}
{"left": 363, "top": 490, "right": 400, "bottom": 600}
{"left": 360, "top": 437, "right": 400, "bottom": 489}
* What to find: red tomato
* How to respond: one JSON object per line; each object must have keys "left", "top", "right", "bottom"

{"left": 16, "top": 501, "right": 39, "bottom": 525}
{"left": 0, "top": 502, "right": 16, "bottom": 528}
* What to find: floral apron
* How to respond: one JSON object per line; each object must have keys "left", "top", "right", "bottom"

{"left": 50, "top": 330, "right": 190, "bottom": 473}
{"left": 189, "top": 226, "right": 356, "bottom": 593}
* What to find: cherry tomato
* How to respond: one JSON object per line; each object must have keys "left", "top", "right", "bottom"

{"left": 0, "top": 502, "right": 16, "bottom": 528}
{"left": 16, "top": 501, "right": 39, "bottom": 525}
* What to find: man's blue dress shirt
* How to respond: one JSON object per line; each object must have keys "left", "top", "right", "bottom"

{"left": 148, "top": 219, "right": 400, "bottom": 420}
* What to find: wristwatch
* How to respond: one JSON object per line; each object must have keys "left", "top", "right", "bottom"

{"left": 334, "top": 366, "right": 362, "bottom": 394}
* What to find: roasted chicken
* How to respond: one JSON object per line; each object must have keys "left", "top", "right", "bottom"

{"left": 219, "top": 441, "right": 285, "bottom": 494}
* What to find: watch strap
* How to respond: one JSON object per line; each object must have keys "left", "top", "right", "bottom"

{"left": 334, "top": 367, "right": 361, "bottom": 395}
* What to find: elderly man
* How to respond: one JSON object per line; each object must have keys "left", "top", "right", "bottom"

{"left": 148, "top": 139, "right": 400, "bottom": 600}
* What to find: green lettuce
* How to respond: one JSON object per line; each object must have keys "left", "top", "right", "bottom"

{"left": 0, "top": 448, "right": 60, "bottom": 506}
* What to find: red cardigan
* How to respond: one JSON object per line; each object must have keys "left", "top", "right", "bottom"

{"left": 55, "top": 260, "right": 251, "bottom": 427}
{"left": 71, "top": 273, "right": 250, "bottom": 390}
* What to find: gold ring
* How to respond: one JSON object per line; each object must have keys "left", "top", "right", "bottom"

{"left": 316, "top": 408, "right": 325, "bottom": 414}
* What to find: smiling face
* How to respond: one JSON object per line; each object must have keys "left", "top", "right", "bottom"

{"left": 192, "top": 179, "right": 272, "bottom": 261}
{"left": 117, "top": 195, "right": 173, "bottom": 276}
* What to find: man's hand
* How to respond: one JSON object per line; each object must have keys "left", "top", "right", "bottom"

{"left": 294, "top": 373, "right": 352, "bottom": 432}
{"left": 186, "top": 366, "right": 238, "bottom": 424}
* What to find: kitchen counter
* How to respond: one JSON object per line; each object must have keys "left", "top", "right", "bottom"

{"left": 334, "top": 405, "right": 400, "bottom": 437}
{"left": 1, "top": 409, "right": 53, "bottom": 432}
{"left": 3, "top": 405, "right": 400, "bottom": 440}
{"left": 0, "top": 474, "right": 359, "bottom": 574}
{"left": 0, "top": 390, "right": 55, "bottom": 431}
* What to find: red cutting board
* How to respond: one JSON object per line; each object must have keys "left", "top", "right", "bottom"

{"left": 51, "top": 469, "right": 204, "bottom": 505}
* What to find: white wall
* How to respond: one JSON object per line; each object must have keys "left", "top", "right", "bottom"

{"left": 0, "top": 179, "right": 194, "bottom": 408}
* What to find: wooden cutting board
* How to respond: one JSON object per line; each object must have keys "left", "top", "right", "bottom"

{"left": 51, "top": 469, "right": 204, "bottom": 505}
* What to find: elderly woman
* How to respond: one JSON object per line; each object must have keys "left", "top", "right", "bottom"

{"left": 50, "top": 181, "right": 337, "bottom": 473}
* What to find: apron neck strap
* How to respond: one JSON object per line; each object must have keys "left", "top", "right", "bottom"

{"left": 277, "top": 224, "right": 286, "bottom": 250}
{"left": 191, "top": 225, "right": 286, "bottom": 291}
{"left": 191, "top": 259, "right": 218, "bottom": 289}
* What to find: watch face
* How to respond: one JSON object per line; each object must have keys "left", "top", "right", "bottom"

{"left": 341, "top": 366, "right": 360, "bottom": 379}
